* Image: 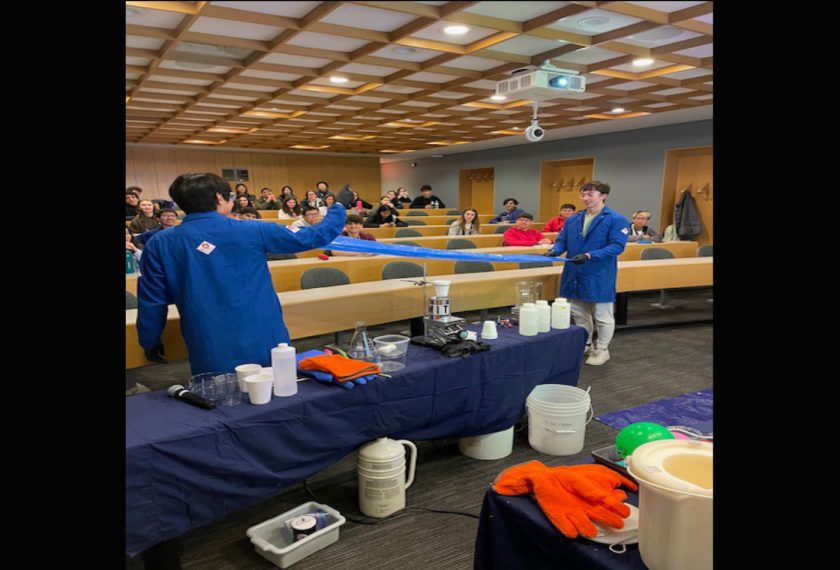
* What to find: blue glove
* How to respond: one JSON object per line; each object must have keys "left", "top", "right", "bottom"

{"left": 296, "top": 349, "right": 377, "bottom": 389}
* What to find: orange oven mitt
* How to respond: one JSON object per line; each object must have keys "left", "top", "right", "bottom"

{"left": 298, "top": 355, "right": 381, "bottom": 383}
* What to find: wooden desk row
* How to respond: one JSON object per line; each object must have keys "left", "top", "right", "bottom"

{"left": 125, "top": 257, "right": 712, "bottom": 368}
{"left": 261, "top": 214, "right": 496, "bottom": 226}
{"left": 126, "top": 241, "right": 699, "bottom": 295}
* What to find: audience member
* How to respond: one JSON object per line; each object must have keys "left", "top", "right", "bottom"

{"left": 396, "top": 187, "right": 412, "bottom": 205}
{"left": 126, "top": 227, "right": 143, "bottom": 265}
{"left": 489, "top": 198, "right": 524, "bottom": 224}
{"left": 336, "top": 183, "right": 354, "bottom": 208}
{"left": 302, "top": 190, "right": 323, "bottom": 210}
{"left": 351, "top": 190, "right": 373, "bottom": 211}
{"left": 325, "top": 213, "right": 376, "bottom": 257}
{"left": 234, "top": 183, "right": 256, "bottom": 202}
{"left": 255, "top": 188, "right": 280, "bottom": 210}
{"left": 126, "top": 185, "right": 143, "bottom": 197}
{"left": 129, "top": 199, "right": 163, "bottom": 234}
{"left": 232, "top": 194, "right": 254, "bottom": 215}
{"left": 365, "top": 205, "right": 407, "bottom": 227}
{"left": 386, "top": 190, "right": 403, "bottom": 209}
{"left": 290, "top": 205, "right": 322, "bottom": 229}
{"left": 378, "top": 196, "right": 401, "bottom": 217}
{"left": 237, "top": 207, "right": 261, "bottom": 220}
{"left": 448, "top": 208, "right": 480, "bottom": 236}
{"left": 502, "top": 213, "right": 552, "bottom": 246}
{"left": 627, "top": 210, "right": 662, "bottom": 242}
{"left": 125, "top": 191, "right": 140, "bottom": 218}
{"left": 277, "top": 196, "right": 302, "bottom": 220}
{"left": 135, "top": 209, "right": 179, "bottom": 246}
{"left": 543, "top": 203, "right": 577, "bottom": 233}
{"left": 410, "top": 184, "right": 445, "bottom": 209}
{"left": 280, "top": 185, "right": 295, "bottom": 200}
{"left": 319, "top": 193, "right": 336, "bottom": 216}
{"left": 314, "top": 181, "right": 329, "bottom": 200}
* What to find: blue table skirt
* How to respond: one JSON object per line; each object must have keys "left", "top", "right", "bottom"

{"left": 126, "top": 324, "right": 587, "bottom": 556}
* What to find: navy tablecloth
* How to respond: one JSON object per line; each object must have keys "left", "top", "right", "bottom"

{"left": 126, "top": 324, "right": 587, "bottom": 556}
{"left": 475, "top": 487, "right": 646, "bottom": 570}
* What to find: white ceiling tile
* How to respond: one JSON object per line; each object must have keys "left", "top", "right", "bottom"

{"left": 319, "top": 4, "right": 418, "bottom": 32}
{"left": 239, "top": 69, "right": 303, "bottom": 81}
{"left": 481, "top": 35, "right": 562, "bottom": 57}
{"left": 565, "top": 105, "right": 600, "bottom": 112}
{"left": 126, "top": 7, "right": 185, "bottom": 29}
{"left": 690, "top": 94, "right": 713, "bottom": 100}
{"left": 610, "top": 60, "right": 674, "bottom": 73}
{"left": 556, "top": 46, "right": 626, "bottom": 65}
{"left": 409, "top": 21, "right": 498, "bottom": 46}
{"left": 160, "top": 61, "right": 233, "bottom": 75}
{"left": 464, "top": 2, "right": 570, "bottom": 22}
{"left": 126, "top": 73, "right": 142, "bottom": 81}
{"left": 210, "top": 1, "right": 323, "bottom": 18}
{"left": 344, "top": 95, "right": 391, "bottom": 103}
{"left": 549, "top": 9, "right": 643, "bottom": 35}
{"left": 287, "top": 89, "right": 337, "bottom": 99}
{"left": 650, "top": 87, "right": 695, "bottom": 96}
{"left": 463, "top": 79, "right": 497, "bottom": 90}
{"left": 608, "top": 81, "right": 658, "bottom": 90}
{"left": 307, "top": 77, "right": 364, "bottom": 88}
{"left": 258, "top": 53, "right": 331, "bottom": 67}
{"left": 695, "top": 13, "right": 713, "bottom": 24}
{"left": 400, "top": 101, "right": 439, "bottom": 108}
{"left": 190, "top": 17, "right": 282, "bottom": 41}
{"left": 286, "top": 32, "right": 370, "bottom": 52}
{"left": 371, "top": 85, "right": 424, "bottom": 94}
{"left": 336, "top": 63, "right": 401, "bottom": 76}
{"left": 142, "top": 87, "right": 201, "bottom": 96}
{"left": 369, "top": 45, "right": 444, "bottom": 62}
{"left": 431, "top": 91, "right": 469, "bottom": 99}
{"left": 627, "top": 1, "right": 705, "bottom": 12}
{"left": 447, "top": 105, "right": 479, "bottom": 112}
{"left": 404, "top": 71, "right": 462, "bottom": 83}
{"left": 213, "top": 94, "right": 260, "bottom": 101}
{"left": 127, "top": 56, "right": 152, "bottom": 67}
{"left": 674, "top": 44, "right": 713, "bottom": 58}
{"left": 643, "top": 102, "right": 678, "bottom": 108}
{"left": 442, "top": 55, "right": 505, "bottom": 72}
{"left": 662, "top": 68, "right": 713, "bottom": 80}
{"left": 149, "top": 75, "right": 214, "bottom": 86}
{"left": 620, "top": 27, "right": 699, "bottom": 47}
{"left": 223, "top": 82, "right": 277, "bottom": 92}
{"left": 127, "top": 36, "right": 165, "bottom": 50}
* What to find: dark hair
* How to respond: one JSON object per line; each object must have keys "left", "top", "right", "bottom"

{"left": 503, "top": 198, "right": 518, "bottom": 206}
{"left": 375, "top": 204, "right": 393, "bottom": 216}
{"left": 169, "top": 173, "right": 231, "bottom": 214}
{"left": 301, "top": 205, "right": 320, "bottom": 215}
{"left": 580, "top": 180, "right": 610, "bottom": 195}
{"left": 560, "top": 203, "right": 576, "bottom": 210}
{"left": 322, "top": 192, "right": 336, "bottom": 206}
{"left": 239, "top": 207, "right": 261, "bottom": 218}
{"left": 420, "top": 184, "right": 432, "bottom": 192}
{"left": 280, "top": 185, "right": 293, "bottom": 195}
{"left": 346, "top": 214, "right": 364, "bottom": 225}
{"left": 281, "top": 196, "right": 301, "bottom": 217}
{"left": 260, "top": 187, "right": 272, "bottom": 194}
{"left": 316, "top": 181, "right": 329, "bottom": 189}
{"left": 235, "top": 183, "right": 248, "bottom": 192}
{"left": 126, "top": 186, "right": 143, "bottom": 194}
{"left": 517, "top": 212, "right": 534, "bottom": 220}
{"left": 125, "top": 191, "right": 139, "bottom": 199}
{"left": 156, "top": 208, "right": 177, "bottom": 218}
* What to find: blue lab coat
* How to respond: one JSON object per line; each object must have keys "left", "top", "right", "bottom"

{"left": 548, "top": 205, "right": 629, "bottom": 303}
{"left": 137, "top": 204, "right": 347, "bottom": 374}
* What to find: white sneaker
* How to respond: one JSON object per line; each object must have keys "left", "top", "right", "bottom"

{"left": 584, "top": 343, "right": 594, "bottom": 355}
{"left": 586, "top": 348, "right": 610, "bottom": 366}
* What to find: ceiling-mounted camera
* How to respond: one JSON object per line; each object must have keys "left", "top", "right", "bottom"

{"left": 525, "top": 123, "right": 544, "bottom": 142}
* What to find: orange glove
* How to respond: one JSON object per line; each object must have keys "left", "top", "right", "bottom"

{"left": 493, "top": 461, "right": 635, "bottom": 539}
{"left": 298, "top": 355, "right": 380, "bottom": 382}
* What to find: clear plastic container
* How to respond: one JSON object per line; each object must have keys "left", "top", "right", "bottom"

{"left": 372, "top": 334, "right": 410, "bottom": 372}
{"left": 187, "top": 372, "right": 242, "bottom": 407}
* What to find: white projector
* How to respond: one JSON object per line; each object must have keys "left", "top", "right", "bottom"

{"left": 495, "top": 69, "right": 586, "bottom": 101}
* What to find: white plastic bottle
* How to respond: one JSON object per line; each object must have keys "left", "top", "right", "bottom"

{"left": 535, "top": 300, "right": 551, "bottom": 333}
{"left": 272, "top": 342, "right": 298, "bottom": 397}
{"left": 551, "top": 298, "right": 571, "bottom": 329}
{"left": 519, "top": 303, "right": 538, "bottom": 336}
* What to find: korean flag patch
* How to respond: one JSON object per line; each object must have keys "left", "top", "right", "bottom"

{"left": 621, "top": 227, "right": 629, "bottom": 235}
{"left": 197, "top": 241, "right": 216, "bottom": 254}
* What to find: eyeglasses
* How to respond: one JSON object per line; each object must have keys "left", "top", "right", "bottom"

{"left": 579, "top": 191, "right": 601, "bottom": 198}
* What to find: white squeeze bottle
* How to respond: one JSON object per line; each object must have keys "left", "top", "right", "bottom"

{"left": 551, "top": 297, "right": 571, "bottom": 329}
{"left": 272, "top": 342, "right": 298, "bottom": 397}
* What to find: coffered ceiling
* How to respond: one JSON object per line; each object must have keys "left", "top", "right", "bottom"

{"left": 125, "top": 1, "right": 713, "bottom": 156}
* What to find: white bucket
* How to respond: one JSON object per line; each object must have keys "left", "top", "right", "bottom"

{"left": 627, "top": 440, "right": 713, "bottom": 570}
{"left": 458, "top": 427, "right": 514, "bottom": 460}
{"left": 526, "top": 384, "right": 593, "bottom": 456}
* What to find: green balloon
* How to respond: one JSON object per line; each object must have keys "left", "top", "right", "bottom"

{"left": 615, "top": 422, "right": 675, "bottom": 458}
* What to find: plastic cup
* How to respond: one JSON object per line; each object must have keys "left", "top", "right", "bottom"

{"left": 481, "top": 320, "right": 498, "bottom": 340}
{"left": 433, "top": 280, "right": 451, "bottom": 298}
{"left": 189, "top": 372, "right": 242, "bottom": 407}
{"left": 372, "top": 334, "right": 410, "bottom": 372}
{"left": 235, "top": 364, "right": 263, "bottom": 392}
{"left": 245, "top": 373, "right": 274, "bottom": 405}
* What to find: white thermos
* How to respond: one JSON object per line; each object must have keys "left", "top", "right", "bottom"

{"left": 535, "top": 300, "right": 551, "bottom": 333}
{"left": 519, "top": 303, "right": 538, "bottom": 336}
{"left": 551, "top": 297, "right": 571, "bottom": 329}
{"left": 357, "top": 437, "right": 417, "bottom": 518}
{"left": 271, "top": 342, "right": 297, "bottom": 397}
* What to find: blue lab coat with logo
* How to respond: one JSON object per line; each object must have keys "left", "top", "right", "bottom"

{"left": 137, "top": 204, "right": 347, "bottom": 374}
{"left": 548, "top": 205, "right": 629, "bottom": 303}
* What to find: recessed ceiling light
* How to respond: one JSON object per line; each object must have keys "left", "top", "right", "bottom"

{"left": 491, "top": 95, "right": 506, "bottom": 101}
{"left": 612, "top": 107, "right": 625, "bottom": 114}
{"left": 174, "top": 60, "right": 215, "bottom": 70}
{"left": 632, "top": 58, "right": 654, "bottom": 67}
{"left": 329, "top": 76, "right": 349, "bottom": 84}
{"left": 577, "top": 16, "right": 610, "bottom": 29}
{"left": 391, "top": 46, "right": 417, "bottom": 55}
{"left": 443, "top": 25, "right": 469, "bottom": 35}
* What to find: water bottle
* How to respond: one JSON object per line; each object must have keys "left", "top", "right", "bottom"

{"left": 125, "top": 250, "right": 136, "bottom": 274}
{"left": 272, "top": 342, "right": 297, "bottom": 397}
{"left": 356, "top": 200, "right": 363, "bottom": 211}
{"left": 347, "top": 321, "right": 379, "bottom": 363}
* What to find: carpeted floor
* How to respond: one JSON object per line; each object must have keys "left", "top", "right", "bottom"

{"left": 125, "top": 287, "right": 712, "bottom": 569}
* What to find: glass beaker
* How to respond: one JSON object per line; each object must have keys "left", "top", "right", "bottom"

{"left": 347, "top": 321, "right": 380, "bottom": 363}
{"left": 512, "top": 281, "right": 543, "bottom": 316}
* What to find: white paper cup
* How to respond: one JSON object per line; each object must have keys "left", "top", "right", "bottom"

{"left": 235, "top": 363, "right": 263, "bottom": 392}
{"left": 245, "top": 373, "right": 274, "bottom": 405}
{"left": 433, "top": 280, "right": 451, "bottom": 298}
{"left": 481, "top": 320, "right": 498, "bottom": 340}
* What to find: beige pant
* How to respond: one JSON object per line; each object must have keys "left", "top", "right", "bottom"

{"left": 569, "top": 300, "right": 615, "bottom": 350}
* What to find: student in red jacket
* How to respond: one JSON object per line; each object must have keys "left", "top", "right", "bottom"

{"left": 543, "top": 203, "right": 577, "bottom": 233}
{"left": 503, "top": 213, "right": 553, "bottom": 246}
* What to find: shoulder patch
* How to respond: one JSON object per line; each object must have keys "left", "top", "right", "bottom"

{"left": 288, "top": 225, "right": 300, "bottom": 233}
{"left": 197, "top": 241, "right": 216, "bottom": 254}
{"left": 621, "top": 227, "right": 629, "bottom": 235}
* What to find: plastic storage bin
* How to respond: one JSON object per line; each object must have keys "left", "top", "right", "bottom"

{"left": 246, "top": 501, "right": 346, "bottom": 569}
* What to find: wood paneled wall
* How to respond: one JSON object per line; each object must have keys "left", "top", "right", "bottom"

{"left": 538, "top": 157, "right": 594, "bottom": 222}
{"left": 659, "top": 146, "right": 713, "bottom": 246}
{"left": 125, "top": 146, "right": 382, "bottom": 202}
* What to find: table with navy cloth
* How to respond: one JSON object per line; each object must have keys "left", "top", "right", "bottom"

{"left": 126, "top": 324, "right": 587, "bottom": 557}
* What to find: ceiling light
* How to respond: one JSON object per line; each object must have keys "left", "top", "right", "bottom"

{"left": 490, "top": 95, "right": 507, "bottom": 101}
{"left": 443, "top": 25, "right": 469, "bottom": 35}
{"left": 632, "top": 58, "right": 654, "bottom": 67}
{"left": 577, "top": 16, "right": 610, "bottom": 28}
{"left": 612, "top": 107, "right": 625, "bottom": 113}
{"left": 329, "top": 76, "right": 349, "bottom": 84}
{"left": 174, "top": 60, "right": 215, "bottom": 70}
{"left": 391, "top": 46, "right": 417, "bottom": 55}
{"left": 631, "top": 27, "right": 683, "bottom": 41}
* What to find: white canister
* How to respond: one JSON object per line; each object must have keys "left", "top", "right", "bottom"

{"left": 519, "top": 303, "right": 538, "bottom": 336}
{"left": 357, "top": 438, "right": 417, "bottom": 518}
{"left": 271, "top": 343, "right": 297, "bottom": 397}
{"left": 551, "top": 298, "right": 571, "bottom": 329}
{"left": 535, "top": 300, "right": 551, "bottom": 332}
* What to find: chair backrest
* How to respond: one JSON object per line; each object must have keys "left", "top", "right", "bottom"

{"left": 445, "top": 218, "right": 457, "bottom": 225}
{"left": 446, "top": 209, "right": 462, "bottom": 215}
{"left": 494, "top": 225, "right": 509, "bottom": 234}
{"left": 406, "top": 210, "right": 429, "bottom": 216}
{"left": 446, "top": 238, "right": 476, "bottom": 250}
{"left": 300, "top": 267, "right": 351, "bottom": 289}
{"left": 395, "top": 228, "right": 423, "bottom": 237}
{"left": 394, "top": 240, "right": 421, "bottom": 247}
{"left": 640, "top": 247, "right": 675, "bottom": 261}
{"left": 519, "top": 260, "right": 554, "bottom": 269}
{"left": 697, "top": 244, "right": 713, "bottom": 257}
{"left": 266, "top": 252, "right": 297, "bottom": 261}
{"left": 382, "top": 261, "right": 424, "bottom": 280}
{"left": 403, "top": 218, "right": 427, "bottom": 226}
{"left": 126, "top": 290, "right": 138, "bottom": 310}
{"left": 454, "top": 261, "right": 495, "bottom": 274}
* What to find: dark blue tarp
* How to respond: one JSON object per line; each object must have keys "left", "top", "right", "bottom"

{"left": 594, "top": 388, "right": 713, "bottom": 434}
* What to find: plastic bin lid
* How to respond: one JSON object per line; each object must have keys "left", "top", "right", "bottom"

{"left": 626, "top": 439, "right": 713, "bottom": 498}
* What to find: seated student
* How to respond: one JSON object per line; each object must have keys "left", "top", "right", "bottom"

{"left": 302, "top": 190, "right": 323, "bottom": 211}
{"left": 543, "top": 203, "right": 577, "bottom": 233}
{"left": 448, "top": 208, "right": 480, "bottom": 236}
{"left": 255, "top": 187, "right": 281, "bottom": 210}
{"left": 336, "top": 183, "right": 355, "bottom": 208}
{"left": 277, "top": 196, "right": 302, "bottom": 220}
{"left": 134, "top": 208, "right": 179, "bottom": 246}
{"left": 314, "top": 181, "right": 329, "bottom": 200}
{"left": 126, "top": 226, "right": 143, "bottom": 262}
{"left": 324, "top": 214, "right": 377, "bottom": 257}
{"left": 351, "top": 190, "right": 373, "bottom": 211}
{"left": 280, "top": 185, "right": 295, "bottom": 200}
{"left": 378, "top": 196, "right": 401, "bottom": 217}
{"left": 319, "top": 192, "right": 336, "bottom": 216}
{"left": 489, "top": 198, "right": 525, "bottom": 224}
{"left": 396, "top": 187, "right": 412, "bottom": 205}
{"left": 365, "top": 205, "right": 408, "bottom": 228}
{"left": 128, "top": 199, "right": 162, "bottom": 234}
{"left": 232, "top": 194, "right": 255, "bottom": 215}
{"left": 627, "top": 210, "right": 662, "bottom": 242}
{"left": 234, "top": 183, "right": 256, "bottom": 202}
{"left": 385, "top": 190, "right": 403, "bottom": 209}
{"left": 125, "top": 190, "right": 140, "bottom": 219}
{"left": 410, "top": 184, "right": 445, "bottom": 209}
{"left": 237, "top": 207, "right": 262, "bottom": 220}
{"left": 289, "top": 205, "right": 322, "bottom": 229}
{"left": 502, "top": 213, "right": 553, "bottom": 246}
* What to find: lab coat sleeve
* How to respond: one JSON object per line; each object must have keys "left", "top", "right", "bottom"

{"left": 259, "top": 203, "right": 347, "bottom": 253}
{"left": 588, "top": 217, "right": 628, "bottom": 261}
{"left": 549, "top": 226, "right": 568, "bottom": 256}
{"left": 136, "top": 241, "right": 173, "bottom": 350}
